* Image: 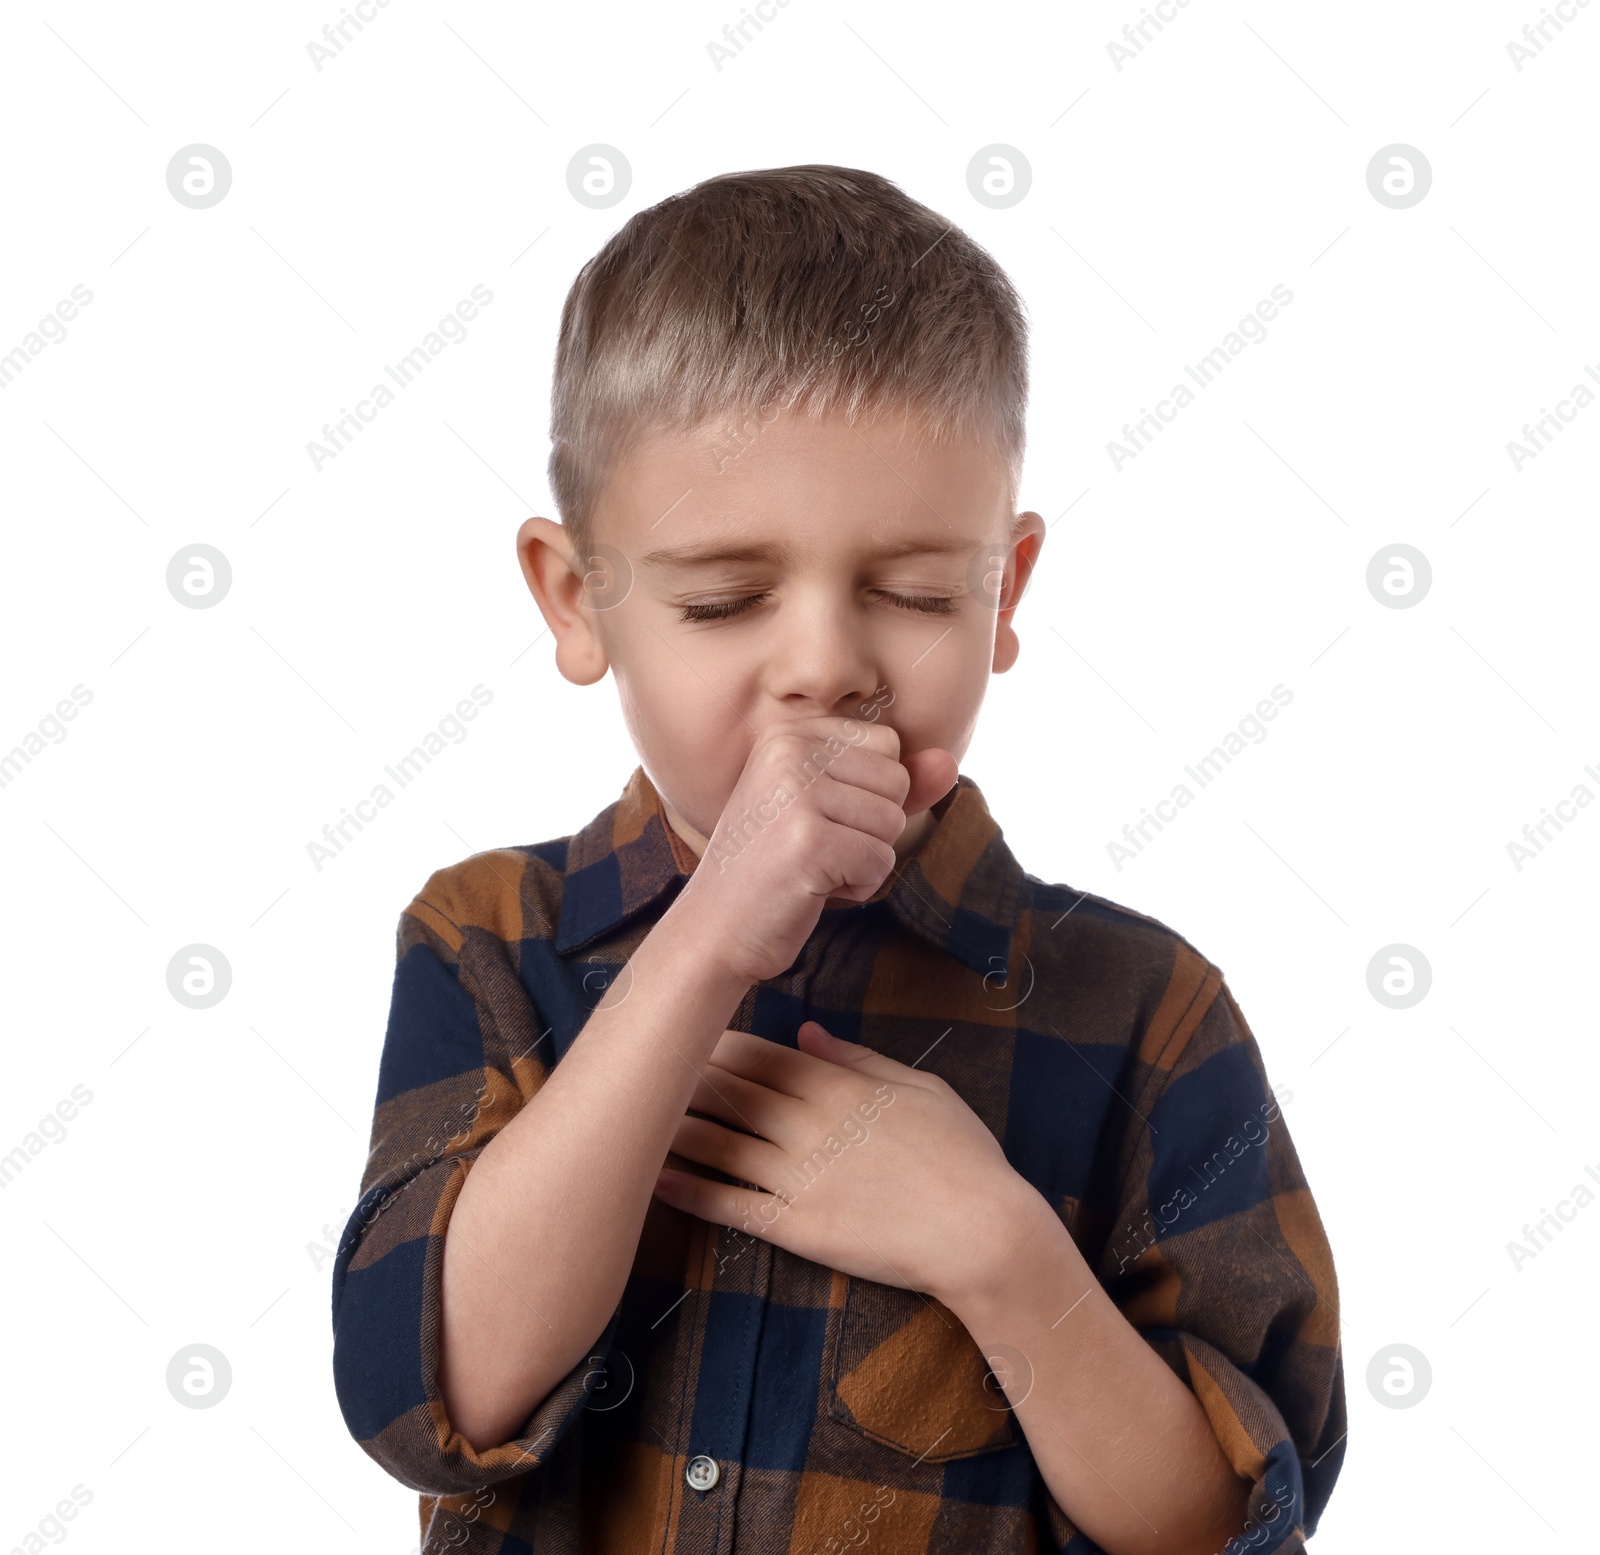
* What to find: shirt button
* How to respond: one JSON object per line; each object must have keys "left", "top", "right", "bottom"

{"left": 685, "top": 1454, "right": 720, "bottom": 1492}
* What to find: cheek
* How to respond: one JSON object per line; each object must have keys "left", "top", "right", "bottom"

{"left": 611, "top": 659, "right": 754, "bottom": 824}
{"left": 615, "top": 645, "right": 736, "bottom": 741}
{"left": 888, "top": 628, "right": 990, "bottom": 719}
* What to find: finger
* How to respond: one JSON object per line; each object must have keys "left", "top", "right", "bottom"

{"left": 901, "top": 747, "right": 959, "bottom": 815}
{"left": 804, "top": 712, "right": 901, "bottom": 765}
{"left": 687, "top": 1064, "right": 804, "bottom": 1137}
{"left": 798, "top": 739, "right": 911, "bottom": 806}
{"left": 811, "top": 820, "right": 898, "bottom": 903}
{"left": 668, "top": 1113, "right": 788, "bottom": 1186}
{"left": 710, "top": 1024, "right": 916, "bottom": 1095}
{"left": 811, "top": 771, "right": 915, "bottom": 849}
{"left": 707, "top": 1028, "right": 813, "bottom": 1095}
{"left": 794, "top": 1020, "right": 923, "bottom": 1086}
{"left": 653, "top": 1165, "right": 793, "bottom": 1239}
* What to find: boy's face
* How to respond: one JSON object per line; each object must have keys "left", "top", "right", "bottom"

{"left": 518, "top": 404, "right": 1044, "bottom": 861}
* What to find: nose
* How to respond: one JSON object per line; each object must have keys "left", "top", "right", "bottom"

{"left": 762, "top": 581, "right": 884, "bottom": 718}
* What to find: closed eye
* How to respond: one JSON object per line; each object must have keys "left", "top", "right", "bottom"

{"left": 676, "top": 590, "right": 958, "bottom": 624}
{"left": 880, "top": 590, "right": 958, "bottom": 615}
{"left": 677, "top": 593, "right": 768, "bottom": 623}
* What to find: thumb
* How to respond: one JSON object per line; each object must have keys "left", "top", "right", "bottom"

{"left": 901, "top": 746, "right": 959, "bottom": 817}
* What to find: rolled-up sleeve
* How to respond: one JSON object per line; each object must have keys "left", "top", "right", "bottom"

{"left": 1077, "top": 963, "right": 1346, "bottom": 1554}
{"left": 331, "top": 872, "right": 622, "bottom": 1497}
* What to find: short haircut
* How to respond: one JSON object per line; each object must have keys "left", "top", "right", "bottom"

{"left": 547, "top": 164, "right": 1029, "bottom": 563}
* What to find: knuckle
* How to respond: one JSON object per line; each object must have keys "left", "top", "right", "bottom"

{"left": 863, "top": 804, "right": 902, "bottom": 845}
{"left": 867, "top": 836, "right": 897, "bottom": 873}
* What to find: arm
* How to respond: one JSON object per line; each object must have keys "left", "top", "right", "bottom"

{"left": 935, "top": 966, "right": 1344, "bottom": 1555}
{"left": 334, "top": 717, "right": 934, "bottom": 1489}
{"left": 438, "top": 888, "right": 749, "bottom": 1449}
{"left": 440, "top": 719, "right": 948, "bottom": 1446}
{"left": 331, "top": 865, "right": 747, "bottom": 1494}
{"left": 938, "top": 1188, "right": 1253, "bottom": 1555}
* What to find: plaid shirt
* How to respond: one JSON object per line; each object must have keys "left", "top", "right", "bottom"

{"left": 331, "top": 764, "right": 1345, "bottom": 1553}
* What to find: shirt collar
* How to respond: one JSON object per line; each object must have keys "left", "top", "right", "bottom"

{"left": 555, "top": 763, "right": 1023, "bottom": 979}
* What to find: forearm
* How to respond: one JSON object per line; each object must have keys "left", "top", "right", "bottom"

{"left": 438, "top": 890, "right": 748, "bottom": 1450}
{"left": 938, "top": 1186, "right": 1253, "bottom": 1555}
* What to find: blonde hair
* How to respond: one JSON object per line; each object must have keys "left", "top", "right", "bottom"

{"left": 547, "top": 164, "right": 1029, "bottom": 562}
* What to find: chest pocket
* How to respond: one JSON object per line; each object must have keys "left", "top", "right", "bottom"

{"left": 826, "top": 1275, "right": 1022, "bottom": 1461}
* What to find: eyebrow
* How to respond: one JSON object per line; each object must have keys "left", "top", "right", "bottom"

{"left": 638, "top": 535, "right": 982, "bottom": 570}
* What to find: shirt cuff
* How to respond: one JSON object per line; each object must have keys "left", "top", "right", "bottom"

{"left": 332, "top": 1153, "right": 623, "bottom": 1497}
{"left": 1169, "top": 1330, "right": 1336, "bottom": 1554}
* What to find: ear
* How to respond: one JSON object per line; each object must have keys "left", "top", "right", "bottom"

{"left": 515, "top": 516, "right": 610, "bottom": 686}
{"left": 991, "top": 512, "right": 1046, "bottom": 675}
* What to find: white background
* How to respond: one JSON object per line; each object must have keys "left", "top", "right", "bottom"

{"left": 2, "top": 1, "right": 1595, "bottom": 1550}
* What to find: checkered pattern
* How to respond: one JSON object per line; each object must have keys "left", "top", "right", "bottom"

{"left": 331, "top": 765, "right": 1345, "bottom": 1552}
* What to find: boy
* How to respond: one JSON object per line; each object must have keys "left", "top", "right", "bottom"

{"left": 331, "top": 165, "right": 1345, "bottom": 1554}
